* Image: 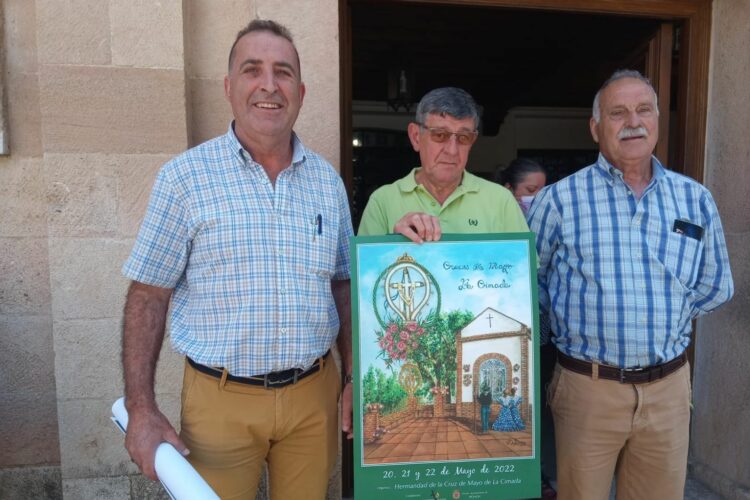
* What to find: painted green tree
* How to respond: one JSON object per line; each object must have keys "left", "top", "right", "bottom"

{"left": 362, "top": 366, "right": 408, "bottom": 415}
{"left": 410, "top": 309, "right": 474, "bottom": 401}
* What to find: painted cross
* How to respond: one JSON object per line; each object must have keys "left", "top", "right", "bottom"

{"left": 486, "top": 312, "right": 494, "bottom": 328}
{"left": 389, "top": 268, "right": 425, "bottom": 321}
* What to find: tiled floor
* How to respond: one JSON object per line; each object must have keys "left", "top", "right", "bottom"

{"left": 364, "top": 417, "right": 533, "bottom": 464}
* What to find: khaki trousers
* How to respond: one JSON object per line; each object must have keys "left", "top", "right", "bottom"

{"left": 548, "top": 361, "right": 691, "bottom": 500}
{"left": 180, "top": 353, "right": 340, "bottom": 500}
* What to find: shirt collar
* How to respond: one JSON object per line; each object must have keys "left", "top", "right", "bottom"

{"left": 225, "top": 121, "right": 306, "bottom": 168}
{"left": 396, "top": 167, "right": 481, "bottom": 197}
{"left": 595, "top": 153, "right": 665, "bottom": 186}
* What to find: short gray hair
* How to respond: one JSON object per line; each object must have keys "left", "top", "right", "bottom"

{"left": 592, "top": 69, "right": 659, "bottom": 123}
{"left": 415, "top": 87, "right": 480, "bottom": 129}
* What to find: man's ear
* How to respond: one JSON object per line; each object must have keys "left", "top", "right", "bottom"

{"left": 407, "top": 122, "right": 421, "bottom": 152}
{"left": 224, "top": 75, "right": 231, "bottom": 102}
{"left": 589, "top": 117, "right": 600, "bottom": 144}
{"left": 298, "top": 81, "right": 306, "bottom": 106}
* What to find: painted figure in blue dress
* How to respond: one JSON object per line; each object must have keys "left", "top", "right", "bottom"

{"left": 492, "top": 388, "right": 524, "bottom": 432}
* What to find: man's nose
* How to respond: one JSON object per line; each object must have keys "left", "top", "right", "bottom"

{"left": 443, "top": 134, "right": 460, "bottom": 154}
{"left": 625, "top": 109, "right": 641, "bottom": 127}
{"left": 260, "top": 71, "right": 278, "bottom": 93}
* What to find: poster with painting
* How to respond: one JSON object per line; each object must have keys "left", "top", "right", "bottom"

{"left": 352, "top": 233, "right": 541, "bottom": 500}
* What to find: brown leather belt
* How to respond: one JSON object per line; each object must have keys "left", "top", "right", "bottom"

{"left": 558, "top": 351, "right": 687, "bottom": 384}
{"left": 188, "top": 350, "right": 328, "bottom": 389}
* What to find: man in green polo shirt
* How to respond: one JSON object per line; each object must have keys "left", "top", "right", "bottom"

{"left": 358, "top": 87, "right": 528, "bottom": 241}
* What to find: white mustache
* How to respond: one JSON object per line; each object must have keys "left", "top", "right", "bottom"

{"left": 618, "top": 127, "right": 648, "bottom": 139}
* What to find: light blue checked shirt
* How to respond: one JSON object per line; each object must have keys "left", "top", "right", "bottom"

{"left": 123, "top": 124, "right": 353, "bottom": 376}
{"left": 528, "top": 154, "right": 733, "bottom": 369}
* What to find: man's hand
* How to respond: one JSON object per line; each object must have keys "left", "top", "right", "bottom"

{"left": 125, "top": 405, "right": 189, "bottom": 481}
{"left": 341, "top": 381, "right": 354, "bottom": 440}
{"left": 393, "top": 212, "right": 442, "bottom": 243}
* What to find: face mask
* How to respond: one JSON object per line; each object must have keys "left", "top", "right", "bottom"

{"left": 519, "top": 195, "right": 535, "bottom": 213}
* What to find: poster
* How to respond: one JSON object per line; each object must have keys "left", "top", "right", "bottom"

{"left": 352, "top": 233, "right": 540, "bottom": 500}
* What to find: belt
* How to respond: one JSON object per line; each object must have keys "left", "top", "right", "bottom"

{"left": 187, "top": 351, "right": 328, "bottom": 389}
{"left": 558, "top": 351, "right": 687, "bottom": 384}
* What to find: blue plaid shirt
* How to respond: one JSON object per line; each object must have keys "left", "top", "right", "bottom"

{"left": 123, "top": 124, "right": 353, "bottom": 376}
{"left": 528, "top": 154, "right": 733, "bottom": 369}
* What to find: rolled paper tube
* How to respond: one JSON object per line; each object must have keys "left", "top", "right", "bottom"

{"left": 111, "top": 397, "right": 219, "bottom": 500}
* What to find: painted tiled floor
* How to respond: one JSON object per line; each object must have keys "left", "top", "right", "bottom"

{"left": 364, "top": 417, "right": 533, "bottom": 464}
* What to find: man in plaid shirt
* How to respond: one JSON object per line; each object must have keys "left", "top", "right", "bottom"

{"left": 528, "top": 70, "right": 733, "bottom": 500}
{"left": 121, "top": 19, "right": 353, "bottom": 499}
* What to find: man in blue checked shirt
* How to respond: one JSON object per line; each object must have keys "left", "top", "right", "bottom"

{"left": 528, "top": 70, "right": 733, "bottom": 500}
{"left": 121, "top": 20, "right": 353, "bottom": 499}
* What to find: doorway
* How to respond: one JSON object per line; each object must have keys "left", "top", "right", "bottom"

{"left": 340, "top": 0, "right": 712, "bottom": 495}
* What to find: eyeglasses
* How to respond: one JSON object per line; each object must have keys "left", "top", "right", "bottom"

{"left": 417, "top": 123, "right": 478, "bottom": 146}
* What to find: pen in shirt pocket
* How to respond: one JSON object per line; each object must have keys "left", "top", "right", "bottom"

{"left": 313, "top": 214, "right": 322, "bottom": 240}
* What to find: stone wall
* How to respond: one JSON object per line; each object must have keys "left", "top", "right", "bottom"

{"left": 0, "top": 1, "right": 60, "bottom": 497}
{"left": 0, "top": 1, "right": 340, "bottom": 498}
{"left": 690, "top": 1, "right": 750, "bottom": 498}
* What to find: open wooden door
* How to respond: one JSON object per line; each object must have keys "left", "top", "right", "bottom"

{"left": 646, "top": 23, "right": 674, "bottom": 167}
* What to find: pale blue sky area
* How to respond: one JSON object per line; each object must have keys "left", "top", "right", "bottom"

{"left": 354, "top": 239, "right": 534, "bottom": 376}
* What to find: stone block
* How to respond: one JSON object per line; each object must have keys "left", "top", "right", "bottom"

{"left": 0, "top": 394, "right": 60, "bottom": 467}
{"left": 48, "top": 237, "right": 131, "bottom": 320}
{"left": 255, "top": 0, "right": 341, "bottom": 170}
{"left": 62, "top": 476, "right": 130, "bottom": 500}
{"left": 0, "top": 157, "right": 46, "bottom": 236}
{"left": 58, "top": 398, "right": 139, "bottom": 479}
{"left": 129, "top": 474, "right": 170, "bottom": 499}
{"left": 0, "top": 315, "right": 55, "bottom": 399}
{"left": 53, "top": 318, "right": 123, "bottom": 401}
{"left": 6, "top": 71, "right": 43, "bottom": 157}
{"left": 0, "top": 237, "right": 51, "bottom": 315}
{"left": 692, "top": 232, "right": 750, "bottom": 484}
{"left": 110, "top": 0, "right": 184, "bottom": 69}
{"left": 57, "top": 395, "right": 180, "bottom": 479}
{"left": 0, "top": 466, "right": 62, "bottom": 500}
{"left": 116, "top": 154, "right": 170, "bottom": 237}
{"left": 184, "top": 0, "right": 252, "bottom": 79}
{"left": 3, "top": 0, "right": 40, "bottom": 73}
{"left": 36, "top": 0, "right": 110, "bottom": 65}
{"left": 45, "top": 154, "right": 118, "bottom": 237}
{"left": 188, "top": 77, "right": 232, "bottom": 146}
{"left": 705, "top": 0, "right": 750, "bottom": 235}
{"left": 39, "top": 65, "right": 187, "bottom": 154}
{"left": 53, "top": 317, "right": 182, "bottom": 401}
{"left": 43, "top": 153, "right": 169, "bottom": 238}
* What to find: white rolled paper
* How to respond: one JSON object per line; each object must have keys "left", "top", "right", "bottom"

{"left": 111, "top": 397, "right": 219, "bottom": 500}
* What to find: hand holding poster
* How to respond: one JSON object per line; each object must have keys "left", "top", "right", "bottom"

{"left": 352, "top": 234, "right": 541, "bottom": 499}
{"left": 111, "top": 398, "right": 219, "bottom": 500}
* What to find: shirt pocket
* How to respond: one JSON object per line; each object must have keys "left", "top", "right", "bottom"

{"left": 306, "top": 210, "right": 338, "bottom": 279}
{"left": 663, "top": 231, "right": 702, "bottom": 288}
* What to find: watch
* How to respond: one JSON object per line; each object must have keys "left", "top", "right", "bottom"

{"left": 344, "top": 374, "right": 353, "bottom": 385}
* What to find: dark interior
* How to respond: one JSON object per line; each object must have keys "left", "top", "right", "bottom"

{"left": 347, "top": 3, "right": 679, "bottom": 228}
{"left": 352, "top": 3, "right": 669, "bottom": 135}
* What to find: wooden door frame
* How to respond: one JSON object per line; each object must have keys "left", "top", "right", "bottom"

{"left": 338, "top": 2, "right": 712, "bottom": 495}
{"left": 339, "top": 0, "right": 712, "bottom": 188}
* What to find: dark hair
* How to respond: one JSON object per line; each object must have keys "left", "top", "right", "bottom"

{"left": 227, "top": 19, "right": 300, "bottom": 75}
{"left": 415, "top": 87, "right": 480, "bottom": 129}
{"left": 494, "top": 158, "right": 546, "bottom": 189}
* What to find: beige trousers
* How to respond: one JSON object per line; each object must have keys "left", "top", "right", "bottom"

{"left": 180, "top": 353, "right": 340, "bottom": 500}
{"left": 549, "top": 361, "right": 691, "bottom": 500}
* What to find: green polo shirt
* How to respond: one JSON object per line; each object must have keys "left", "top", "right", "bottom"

{"left": 358, "top": 168, "right": 530, "bottom": 236}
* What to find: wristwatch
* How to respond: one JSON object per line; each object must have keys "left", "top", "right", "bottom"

{"left": 344, "top": 374, "right": 353, "bottom": 385}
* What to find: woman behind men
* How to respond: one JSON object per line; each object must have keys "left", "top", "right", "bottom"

{"left": 495, "top": 158, "right": 547, "bottom": 214}
{"left": 495, "top": 158, "right": 556, "bottom": 499}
